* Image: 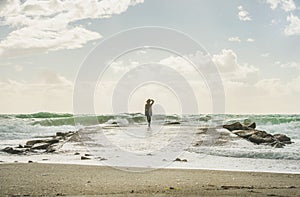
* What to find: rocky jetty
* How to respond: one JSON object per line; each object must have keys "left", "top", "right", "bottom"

{"left": 2, "top": 131, "right": 78, "bottom": 155}
{"left": 223, "top": 121, "right": 292, "bottom": 148}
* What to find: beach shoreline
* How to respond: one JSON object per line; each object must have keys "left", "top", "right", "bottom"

{"left": 0, "top": 163, "right": 299, "bottom": 196}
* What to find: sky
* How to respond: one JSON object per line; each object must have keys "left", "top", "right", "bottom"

{"left": 0, "top": 0, "right": 300, "bottom": 114}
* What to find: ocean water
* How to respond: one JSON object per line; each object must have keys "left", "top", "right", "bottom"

{"left": 0, "top": 112, "right": 299, "bottom": 173}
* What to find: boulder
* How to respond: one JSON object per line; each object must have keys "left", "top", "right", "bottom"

{"left": 271, "top": 141, "right": 285, "bottom": 148}
{"left": 223, "top": 122, "right": 243, "bottom": 131}
{"left": 247, "top": 122, "right": 256, "bottom": 129}
{"left": 164, "top": 121, "right": 180, "bottom": 125}
{"left": 31, "top": 143, "right": 51, "bottom": 150}
{"left": 232, "top": 130, "right": 259, "bottom": 138}
{"left": 273, "top": 134, "right": 291, "bottom": 144}
{"left": 2, "top": 147, "right": 25, "bottom": 154}
{"left": 81, "top": 156, "right": 91, "bottom": 160}
{"left": 26, "top": 139, "right": 45, "bottom": 146}
{"left": 248, "top": 134, "right": 266, "bottom": 144}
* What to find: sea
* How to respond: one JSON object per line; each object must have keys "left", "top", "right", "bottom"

{"left": 0, "top": 112, "right": 299, "bottom": 173}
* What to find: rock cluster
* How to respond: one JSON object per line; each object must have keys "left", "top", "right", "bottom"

{"left": 223, "top": 122, "right": 292, "bottom": 148}
{"left": 2, "top": 131, "right": 77, "bottom": 154}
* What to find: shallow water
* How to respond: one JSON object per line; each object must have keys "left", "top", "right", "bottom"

{"left": 0, "top": 113, "right": 299, "bottom": 173}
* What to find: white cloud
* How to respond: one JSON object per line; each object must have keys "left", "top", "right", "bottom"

{"left": 15, "top": 65, "right": 23, "bottom": 72}
{"left": 0, "top": 0, "right": 144, "bottom": 57}
{"left": 212, "top": 49, "right": 259, "bottom": 84}
{"left": 246, "top": 38, "right": 255, "bottom": 42}
{"left": 279, "top": 61, "right": 300, "bottom": 70}
{"left": 265, "top": 0, "right": 296, "bottom": 12}
{"left": 284, "top": 14, "right": 300, "bottom": 36}
{"left": 261, "top": 53, "right": 270, "bottom": 57}
{"left": 238, "top": 6, "right": 252, "bottom": 21}
{"left": 210, "top": 49, "right": 300, "bottom": 113}
{"left": 228, "top": 36, "right": 241, "bottom": 42}
{"left": 0, "top": 71, "right": 73, "bottom": 113}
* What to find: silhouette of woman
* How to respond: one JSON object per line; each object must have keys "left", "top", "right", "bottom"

{"left": 145, "top": 99, "right": 154, "bottom": 127}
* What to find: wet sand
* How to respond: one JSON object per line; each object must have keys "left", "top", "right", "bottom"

{"left": 0, "top": 163, "right": 299, "bottom": 196}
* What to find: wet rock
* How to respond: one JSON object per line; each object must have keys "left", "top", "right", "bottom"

{"left": 223, "top": 122, "right": 244, "bottom": 131}
{"left": 26, "top": 139, "right": 45, "bottom": 146}
{"left": 31, "top": 143, "right": 51, "bottom": 150}
{"left": 2, "top": 147, "right": 25, "bottom": 154}
{"left": 248, "top": 134, "right": 266, "bottom": 144}
{"left": 17, "top": 144, "right": 23, "bottom": 148}
{"left": 263, "top": 136, "right": 275, "bottom": 143}
{"left": 232, "top": 130, "right": 259, "bottom": 138}
{"left": 174, "top": 158, "right": 187, "bottom": 162}
{"left": 164, "top": 121, "right": 180, "bottom": 125}
{"left": 247, "top": 122, "right": 256, "bottom": 129}
{"left": 81, "top": 156, "right": 91, "bottom": 160}
{"left": 272, "top": 141, "right": 285, "bottom": 148}
{"left": 223, "top": 121, "right": 292, "bottom": 148}
{"left": 273, "top": 134, "right": 291, "bottom": 144}
{"left": 46, "top": 139, "right": 60, "bottom": 144}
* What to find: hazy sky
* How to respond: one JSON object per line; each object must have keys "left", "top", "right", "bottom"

{"left": 0, "top": 0, "right": 300, "bottom": 114}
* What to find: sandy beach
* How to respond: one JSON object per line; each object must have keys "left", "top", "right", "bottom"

{"left": 0, "top": 163, "right": 299, "bottom": 196}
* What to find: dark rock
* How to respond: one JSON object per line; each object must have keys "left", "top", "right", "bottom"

{"left": 81, "top": 156, "right": 91, "bottom": 160}
{"left": 74, "top": 152, "right": 80, "bottom": 155}
{"left": 56, "top": 132, "right": 65, "bottom": 137}
{"left": 247, "top": 122, "right": 256, "bottom": 129}
{"left": 45, "top": 139, "right": 59, "bottom": 144}
{"left": 84, "top": 153, "right": 92, "bottom": 156}
{"left": 164, "top": 121, "right": 180, "bottom": 125}
{"left": 248, "top": 134, "right": 266, "bottom": 144}
{"left": 56, "top": 131, "right": 75, "bottom": 138}
{"left": 173, "top": 158, "right": 187, "bottom": 162}
{"left": 232, "top": 130, "right": 259, "bottom": 138}
{"left": 28, "top": 160, "right": 33, "bottom": 163}
{"left": 46, "top": 145, "right": 57, "bottom": 153}
{"left": 223, "top": 122, "right": 243, "bottom": 131}
{"left": 2, "top": 147, "right": 24, "bottom": 154}
{"left": 272, "top": 141, "right": 285, "bottom": 148}
{"left": 65, "top": 132, "right": 74, "bottom": 137}
{"left": 273, "top": 134, "right": 291, "bottom": 143}
{"left": 17, "top": 144, "right": 23, "bottom": 148}
{"left": 31, "top": 143, "right": 51, "bottom": 150}
{"left": 26, "top": 139, "right": 45, "bottom": 146}
{"left": 264, "top": 136, "right": 275, "bottom": 143}
{"left": 26, "top": 139, "right": 59, "bottom": 150}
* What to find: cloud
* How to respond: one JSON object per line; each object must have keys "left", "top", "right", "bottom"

{"left": 265, "top": 0, "right": 296, "bottom": 12}
{"left": 0, "top": 0, "right": 144, "bottom": 57}
{"left": 246, "top": 38, "right": 255, "bottom": 42}
{"left": 261, "top": 53, "right": 270, "bottom": 57}
{"left": 14, "top": 65, "right": 23, "bottom": 72}
{"left": 238, "top": 6, "right": 252, "bottom": 21}
{"left": 228, "top": 37, "right": 241, "bottom": 42}
{"left": 212, "top": 49, "right": 259, "bottom": 84}
{"left": 279, "top": 61, "right": 300, "bottom": 70}
{"left": 284, "top": 14, "right": 300, "bottom": 36}
{"left": 212, "top": 50, "right": 300, "bottom": 113}
{"left": 0, "top": 71, "right": 73, "bottom": 113}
